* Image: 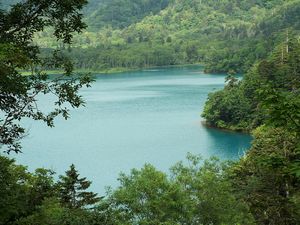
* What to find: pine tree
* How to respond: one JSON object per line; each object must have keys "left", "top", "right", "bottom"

{"left": 58, "top": 164, "right": 101, "bottom": 209}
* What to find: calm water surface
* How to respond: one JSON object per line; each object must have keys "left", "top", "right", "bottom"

{"left": 16, "top": 66, "right": 252, "bottom": 194}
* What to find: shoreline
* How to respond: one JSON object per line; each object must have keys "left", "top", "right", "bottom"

{"left": 20, "top": 63, "right": 205, "bottom": 76}
{"left": 201, "top": 121, "right": 251, "bottom": 135}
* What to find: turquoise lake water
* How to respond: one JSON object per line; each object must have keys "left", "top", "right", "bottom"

{"left": 16, "top": 66, "right": 252, "bottom": 194}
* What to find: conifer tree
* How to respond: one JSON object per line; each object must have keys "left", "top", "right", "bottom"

{"left": 58, "top": 164, "right": 101, "bottom": 209}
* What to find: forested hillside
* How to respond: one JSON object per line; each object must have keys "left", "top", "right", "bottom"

{"left": 199, "top": 34, "right": 300, "bottom": 224}
{"left": 203, "top": 37, "right": 300, "bottom": 131}
{"left": 86, "top": 0, "right": 170, "bottom": 30}
{"left": 32, "top": 0, "right": 300, "bottom": 73}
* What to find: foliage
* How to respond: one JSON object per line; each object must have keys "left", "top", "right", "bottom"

{"left": 0, "top": 154, "right": 255, "bottom": 225}
{"left": 0, "top": 155, "right": 100, "bottom": 225}
{"left": 109, "top": 164, "right": 186, "bottom": 224}
{"left": 202, "top": 37, "right": 300, "bottom": 132}
{"left": 1, "top": 137, "right": 299, "bottom": 225}
{"left": 17, "top": 198, "right": 101, "bottom": 225}
{"left": 256, "top": 38, "right": 300, "bottom": 133}
{"left": 86, "top": 0, "right": 170, "bottom": 30}
{"left": 0, "top": 0, "right": 93, "bottom": 153}
{"left": 229, "top": 126, "right": 300, "bottom": 224}
{"left": 103, "top": 155, "right": 254, "bottom": 225}
{"left": 33, "top": 0, "right": 300, "bottom": 73}
{"left": 1, "top": 1, "right": 300, "bottom": 225}
{"left": 202, "top": 36, "right": 300, "bottom": 224}
{"left": 58, "top": 164, "right": 101, "bottom": 209}
{"left": 0, "top": 155, "right": 57, "bottom": 224}
{"left": 170, "top": 154, "right": 254, "bottom": 225}
{"left": 202, "top": 79, "right": 253, "bottom": 131}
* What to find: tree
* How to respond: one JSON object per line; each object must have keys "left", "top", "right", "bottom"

{"left": 16, "top": 197, "right": 104, "bottom": 225}
{"left": 110, "top": 164, "right": 186, "bottom": 224}
{"left": 256, "top": 38, "right": 300, "bottom": 133}
{"left": 27, "top": 168, "right": 57, "bottom": 210}
{"left": 0, "top": 155, "right": 29, "bottom": 224}
{"left": 58, "top": 164, "right": 101, "bottom": 209}
{"left": 202, "top": 37, "right": 300, "bottom": 132}
{"left": 0, "top": 155, "right": 59, "bottom": 224}
{"left": 0, "top": 0, "right": 93, "bottom": 153}
{"left": 230, "top": 126, "right": 300, "bottom": 224}
{"left": 108, "top": 155, "right": 254, "bottom": 225}
{"left": 171, "top": 154, "right": 254, "bottom": 225}
{"left": 0, "top": 155, "right": 103, "bottom": 225}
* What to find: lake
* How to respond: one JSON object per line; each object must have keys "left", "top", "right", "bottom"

{"left": 16, "top": 66, "right": 252, "bottom": 194}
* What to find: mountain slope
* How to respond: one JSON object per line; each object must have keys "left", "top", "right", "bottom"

{"left": 86, "top": 0, "right": 170, "bottom": 30}
{"left": 6, "top": 0, "right": 300, "bottom": 73}
{"left": 71, "top": 0, "right": 300, "bottom": 72}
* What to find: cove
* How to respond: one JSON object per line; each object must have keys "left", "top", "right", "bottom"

{"left": 15, "top": 65, "right": 252, "bottom": 194}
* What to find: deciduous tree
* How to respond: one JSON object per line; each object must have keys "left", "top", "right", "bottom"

{"left": 0, "top": 0, "right": 93, "bottom": 153}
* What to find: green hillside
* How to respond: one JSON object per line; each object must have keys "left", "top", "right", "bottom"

{"left": 86, "top": 0, "right": 170, "bottom": 30}
{"left": 2, "top": 0, "right": 300, "bottom": 73}
{"left": 31, "top": 0, "right": 299, "bottom": 73}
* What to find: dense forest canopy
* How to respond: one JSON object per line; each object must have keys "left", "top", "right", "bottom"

{"left": 20, "top": 0, "right": 300, "bottom": 73}
{"left": 86, "top": 0, "right": 170, "bottom": 30}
